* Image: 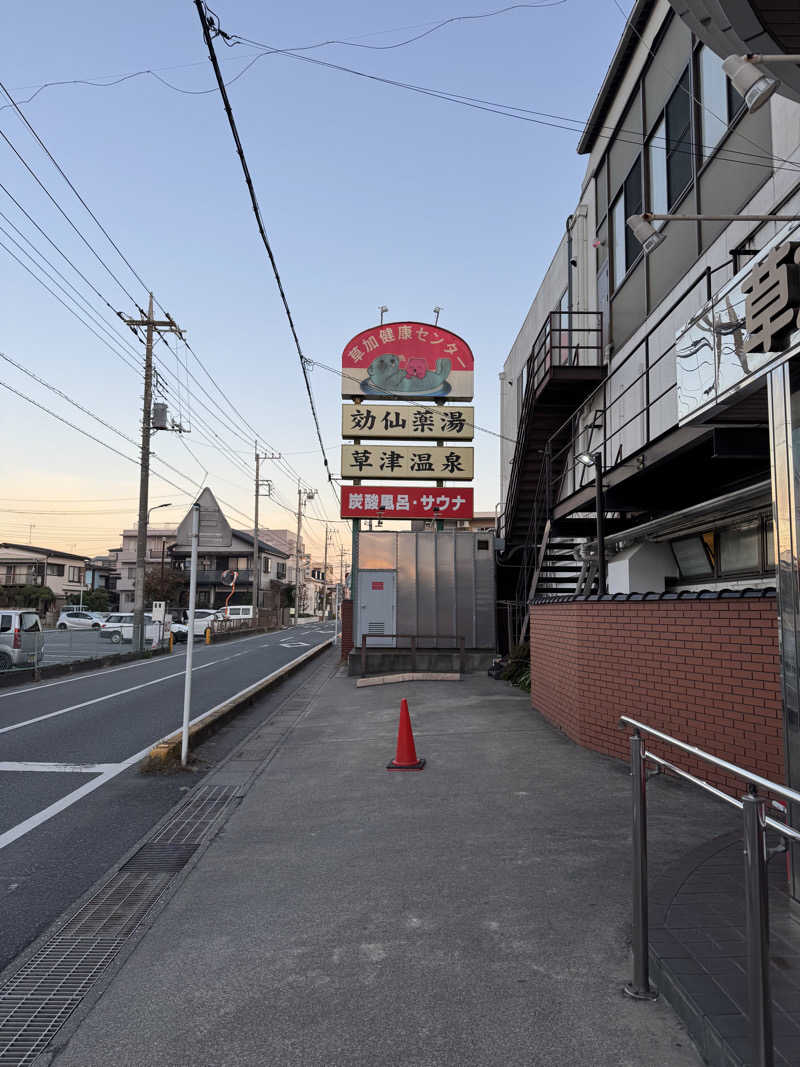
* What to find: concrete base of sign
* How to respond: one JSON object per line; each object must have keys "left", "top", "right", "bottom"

{"left": 356, "top": 672, "right": 461, "bottom": 687}
{"left": 348, "top": 648, "right": 496, "bottom": 677}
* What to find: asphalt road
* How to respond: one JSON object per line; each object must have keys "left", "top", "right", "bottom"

{"left": 0, "top": 623, "right": 335, "bottom": 974}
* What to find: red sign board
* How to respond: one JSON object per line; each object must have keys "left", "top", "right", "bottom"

{"left": 341, "top": 321, "right": 474, "bottom": 400}
{"left": 371, "top": 581, "right": 384, "bottom": 590}
{"left": 340, "top": 485, "right": 474, "bottom": 520}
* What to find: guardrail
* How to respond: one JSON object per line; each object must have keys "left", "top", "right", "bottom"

{"left": 360, "top": 633, "right": 465, "bottom": 677}
{"left": 619, "top": 715, "right": 800, "bottom": 1067}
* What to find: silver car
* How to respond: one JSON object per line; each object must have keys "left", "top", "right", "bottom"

{"left": 56, "top": 609, "right": 105, "bottom": 631}
{"left": 0, "top": 609, "right": 45, "bottom": 670}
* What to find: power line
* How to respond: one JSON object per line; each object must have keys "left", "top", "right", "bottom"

{"left": 194, "top": 0, "right": 334, "bottom": 501}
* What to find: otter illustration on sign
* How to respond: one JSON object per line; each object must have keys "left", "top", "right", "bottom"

{"left": 365, "top": 353, "right": 452, "bottom": 396}
{"left": 341, "top": 321, "right": 474, "bottom": 401}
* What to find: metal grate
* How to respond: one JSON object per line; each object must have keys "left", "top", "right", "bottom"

{"left": 0, "top": 938, "right": 126, "bottom": 1066}
{"left": 152, "top": 784, "right": 237, "bottom": 845}
{"left": 121, "top": 843, "right": 198, "bottom": 873}
{"left": 57, "top": 872, "right": 170, "bottom": 938}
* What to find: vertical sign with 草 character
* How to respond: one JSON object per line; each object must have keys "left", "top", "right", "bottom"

{"left": 340, "top": 320, "right": 476, "bottom": 646}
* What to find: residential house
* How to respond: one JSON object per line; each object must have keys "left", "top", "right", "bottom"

{"left": 85, "top": 550, "right": 122, "bottom": 610}
{"left": 0, "top": 543, "right": 88, "bottom": 619}
{"left": 116, "top": 527, "right": 176, "bottom": 612}
{"left": 261, "top": 528, "right": 314, "bottom": 616}
{"left": 171, "top": 490, "right": 290, "bottom": 624}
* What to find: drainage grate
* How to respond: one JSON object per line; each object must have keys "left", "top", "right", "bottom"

{"left": 121, "top": 843, "right": 198, "bottom": 873}
{"left": 0, "top": 937, "right": 125, "bottom": 1066}
{"left": 152, "top": 784, "right": 237, "bottom": 845}
{"left": 57, "top": 871, "right": 170, "bottom": 939}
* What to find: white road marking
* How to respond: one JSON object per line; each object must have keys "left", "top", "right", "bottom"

{"left": 280, "top": 641, "right": 310, "bottom": 648}
{"left": 0, "top": 761, "right": 117, "bottom": 773}
{"left": 0, "top": 638, "right": 333, "bottom": 852}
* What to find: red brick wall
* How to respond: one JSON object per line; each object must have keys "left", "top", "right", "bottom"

{"left": 530, "top": 599, "right": 784, "bottom": 797}
{"left": 341, "top": 599, "right": 354, "bottom": 662}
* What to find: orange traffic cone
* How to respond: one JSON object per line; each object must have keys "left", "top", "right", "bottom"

{"left": 387, "top": 698, "right": 426, "bottom": 770}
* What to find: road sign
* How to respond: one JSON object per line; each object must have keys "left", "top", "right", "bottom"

{"left": 340, "top": 485, "right": 474, "bottom": 519}
{"left": 341, "top": 321, "right": 474, "bottom": 400}
{"left": 342, "top": 403, "right": 474, "bottom": 440}
{"left": 341, "top": 444, "right": 473, "bottom": 481}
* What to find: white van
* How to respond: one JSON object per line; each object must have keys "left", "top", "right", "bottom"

{"left": 99, "top": 613, "right": 160, "bottom": 644}
{"left": 223, "top": 605, "right": 254, "bottom": 620}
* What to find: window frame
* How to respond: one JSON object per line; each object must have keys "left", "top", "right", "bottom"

{"left": 669, "top": 513, "right": 775, "bottom": 585}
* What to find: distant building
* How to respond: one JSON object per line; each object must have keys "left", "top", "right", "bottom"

{"left": 171, "top": 490, "right": 290, "bottom": 623}
{"left": 0, "top": 543, "right": 88, "bottom": 618}
{"left": 411, "top": 511, "right": 496, "bottom": 533}
{"left": 116, "top": 527, "right": 176, "bottom": 612}
{"left": 85, "top": 551, "right": 122, "bottom": 610}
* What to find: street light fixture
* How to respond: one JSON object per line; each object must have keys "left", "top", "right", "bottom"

{"left": 626, "top": 212, "right": 799, "bottom": 255}
{"left": 722, "top": 54, "right": 800, "bottom": 113}
{"left": 147, "top": 502, "right": 172, "bottom": 524}
{"left": 577, "top": 450, "right": 606, "bottom": 596}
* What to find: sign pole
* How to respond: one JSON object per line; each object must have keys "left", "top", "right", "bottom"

{"left": 181, "top": 502, "right": 200, "bottom": 767}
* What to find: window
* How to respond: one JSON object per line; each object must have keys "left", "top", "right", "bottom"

{"left": 765, "top": 519, "right": 775, "bottom": 569}
{"left": 263, "top": 557, "right": 271, "bottom": 574}
{"left": 47, "top": 563, "right": 65, "bottom": 577}
{"left": 719, "top": 519, "right": 760, "bottom": 573}
{"left": 665, "top": 69, "right": 693, "bottom": 207}
{"left": 68, "top": 566, "right": 82, "bottom": 583}
{"left": 20, "top": 612, "right": 41, "bottom": 632}
{"left": 623, "top": 156, "right": 643, "bottom": 267}
{"left": 612, "top": 193, "right": 626, "bottom": 290}
{"left": 229, "top": 557, "right": 249, "bottom": 571}
{"left": 127, "top": 566, "right": 136, "bottom": 579}
{"left": 698, "top": 46, "right": 745, "bottom": 161}
{"left": 276, "top": 562, "right": 287, "bottom": 580}
{"left": 0, "top": 615, "right": 11, "bottom": 633}
{"left": 672, "top": 535, "right": 714, "bottom": 577}
{"left": 647, "top": 117, "right": 668, "bottom": 228}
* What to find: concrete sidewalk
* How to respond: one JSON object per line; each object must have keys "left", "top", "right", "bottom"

{"left": 47, "top": 661, "right": 738, "bottom": 1066}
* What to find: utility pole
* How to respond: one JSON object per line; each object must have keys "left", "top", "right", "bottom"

{"left": 293, "top": 480, "right": 315, "bottom": 625}
{"left": 253, "top": 443, "right": 261, "bottom": 622}
{"left": 321, "top": 523, "right": 329, "bottom": 621}
{"left": 122, "top": 293, "right": 183, "bottom": 652}
{"left": 252, "top": 446, "right": 277, "bottom": 624}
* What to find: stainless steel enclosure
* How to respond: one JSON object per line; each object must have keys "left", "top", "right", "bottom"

{"left": 357, "top": 530, "right": 496, "bottom": 649}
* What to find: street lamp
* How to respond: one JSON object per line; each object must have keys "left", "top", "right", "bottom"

{"left": 577, "top": 451, "right": 606, "bottom": 596}
{"left": 147, "top": 502, "right": 172, "bottom": 524}
{"left": 722, "top": 54, "right": 800, "bottom": 113}
{"left": 626, "top": 212, "right": 799, "bottom": 255}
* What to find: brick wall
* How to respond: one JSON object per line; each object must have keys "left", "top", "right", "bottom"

{"left": 341, "top": 599, "right": 354, "bottom": 662}
{"left": 530, "top": 598, "right": 784, "bottom": 797}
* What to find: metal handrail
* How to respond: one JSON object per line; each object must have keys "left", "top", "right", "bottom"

{"left": 619, "top": 714, "right": 785, "bottom": 1066}
{"left": 620, "top": 715, "right": 800, "bottom": 807}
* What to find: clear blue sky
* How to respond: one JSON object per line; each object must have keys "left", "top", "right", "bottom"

{"left": 0, "top": 0, "right": 631, "bottom": 559}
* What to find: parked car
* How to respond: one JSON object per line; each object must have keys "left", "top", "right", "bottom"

{"left": 99, "top": 612, "right": 160, "bottom": 644}
{"left": 0, "top": 609, "right": 44, "bottom": 670}
{"left": 171, "top": 609, "right": 224, "bottom": 643}
{"left": 56, "top": 609, "right": 107, "bottom": 631}
{"left": 222, "top": 605, "right": 254, "bottom": 620}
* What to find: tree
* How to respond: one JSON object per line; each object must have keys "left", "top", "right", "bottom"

{"left": 143, "top": 568, "right": 189, "bottom": 609}
{"left": 66, "top": 589, "right": 109, "bottom": 612}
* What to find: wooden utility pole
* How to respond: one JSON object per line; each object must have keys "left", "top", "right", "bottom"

{"left": 122, "top": 293, "right": 183, "bottom": 652}
{"left": 321, "top": 523, "right": 329, "bottom": 621}
{"left": 294, "top": 481, "right": 302, "bottom": 627}
{"left": 253, "top": 443, "right": 261, "bottom": 621}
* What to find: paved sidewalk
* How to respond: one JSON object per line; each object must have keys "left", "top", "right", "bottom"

{"left": 47, "top": 664, "right": 739, "bottom": 1067}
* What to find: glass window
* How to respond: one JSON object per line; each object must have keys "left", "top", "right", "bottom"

{"left": 765, "top": 518, "right": 775, "bottom": 569}
{"left": 276, "top": 562, "right": 287, "bottom": 580}
{"left": 612, "top": 193, "right": 626, "bottom": 290}
{"left": 20, "top": 612, "right": 41, "bottom": 632}
{"left": 624, "top": 156, "right": 643, "bottom": 267}
{"left": 698, "top": 46, "right": 728, "bottom": 159}
{"left": 47, "top": 563, "right": 65, "bottom": 577}
{"left": 672, "top": 536, "right": 713, "bottom": 576}
{"left": 0, "top": 615, "right": 11, "bottom": 632}
{"left": 719, "top": 519, "right": 760, "bottom": 573}
{"left": 263, "top": 557, "right": 271, "bottom": 574}
{"left": 648, "top": 118, "right": 668, "bottom": 227}
{"left": 68, "top": 566, "right": 82, "bottom": 583}
{"left": 665, "top": 69, "right": 693, "bottom": 207}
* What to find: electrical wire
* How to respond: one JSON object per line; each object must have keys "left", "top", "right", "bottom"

{"left": 194, "top": 1, "right": 334, "bottom": 500}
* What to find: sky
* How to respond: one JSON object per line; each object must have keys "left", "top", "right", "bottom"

{"left": 0, "top": 0, "right": 631, "bottom": 563}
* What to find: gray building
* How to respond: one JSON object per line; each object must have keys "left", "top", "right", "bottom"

{"left": 499, "top": 0, "right": 798, "bottom": 623}
{"left": 171, "top": 489, "right": 290, "bottom": 622}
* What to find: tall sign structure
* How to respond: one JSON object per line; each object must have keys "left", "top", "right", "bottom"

{"left": 340, "top": 319, "right": 476, "bottom": 642}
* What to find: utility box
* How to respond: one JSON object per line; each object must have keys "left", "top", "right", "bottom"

{"left": 354, "top": 530, "right": 495, "bottom": 665}
{"left": 152, "top": 402, "right": 169, "bottom": 430}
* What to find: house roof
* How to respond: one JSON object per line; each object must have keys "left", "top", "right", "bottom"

{"left": 231, "top": 531, "right": 290, "bottom": 559}
{"left": 577, "top": 0, "right": 656, "bottom": 155}
{"left": 0, "top": 543, "right": 89, "bottom": 562}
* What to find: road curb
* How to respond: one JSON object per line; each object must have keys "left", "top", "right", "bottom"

{"left": 146, "top": 637, "right": 334, "bottom": 762}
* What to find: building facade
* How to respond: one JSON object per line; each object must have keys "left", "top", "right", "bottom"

{"left": 0, "top": 543, "right": 88, "bottom": 619}
{"left": 116, "top": 527, "right": 176, "bottom": 613}
{"left": 498, "top": 0, "right": 800, "bottom": 890}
